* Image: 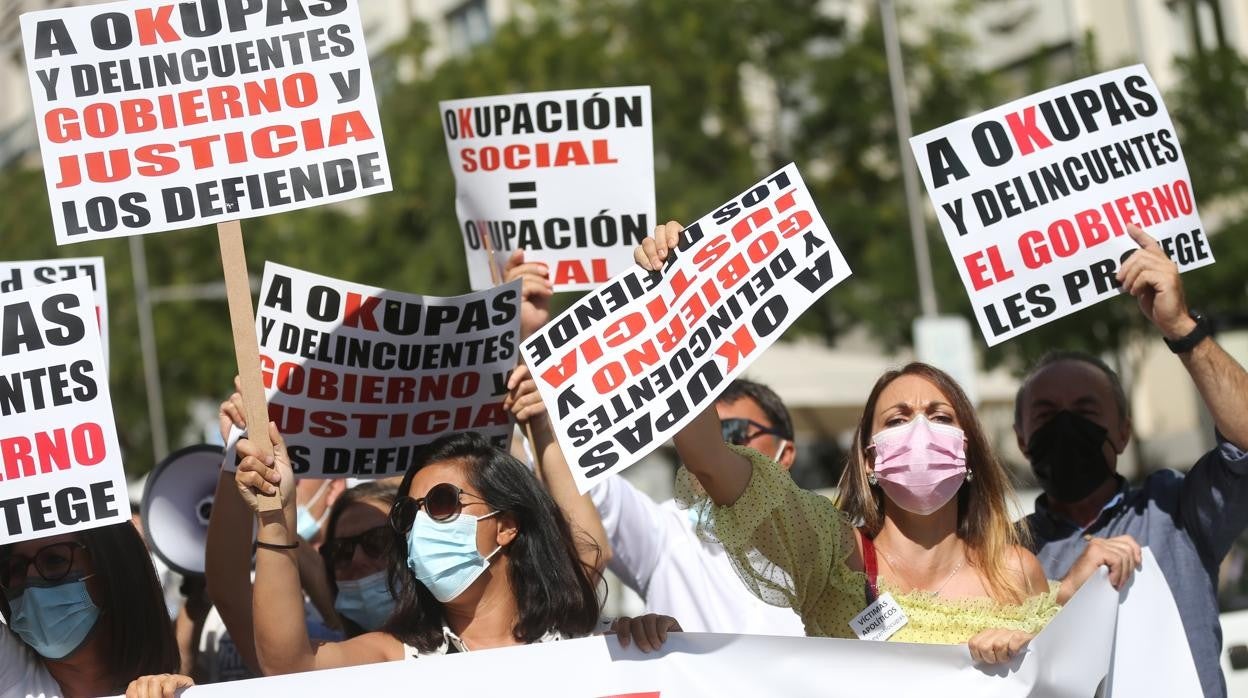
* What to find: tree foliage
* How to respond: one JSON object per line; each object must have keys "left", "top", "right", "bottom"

{"left": 1, "top": 0, "right": 1244, "bottom": 476}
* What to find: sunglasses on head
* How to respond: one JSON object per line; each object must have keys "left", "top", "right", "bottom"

{"left": 721, "top": 418, "right": 784, "bottom": 446}
{"left": 390, "top": 482, "right": 492, "bottom": 533}
{"left": 0, "top": 541, "right": 88, "bottom": 592}
{"left": 321, "top": 526, "right": 394, "bottom": 572}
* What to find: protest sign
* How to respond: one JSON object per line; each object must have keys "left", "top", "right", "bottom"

{"left": 520, "top": 163, "right": 850, "bottom": 493}
{"left": 909, "top": 65, "right": 1211, "bottom": 346}
{"left": 0, "top": 257, "right": 108, "bottom": 366}
{"left": 178, "top": 568, "right": 1120, "bottom": 698}
{"left": 21, "top": 0, "right": 391, "bottom": 244}
{"left": 257, "top": 263, "right": 521, "bottom": 478}
{"left": 0, "top": 278, "right": 128, "bottom": 543}
{"left": 441, "top": 86, "right": 655, "bottom": 291}
{"left": 21, "top": 0, "right": 395, "bottom": 509}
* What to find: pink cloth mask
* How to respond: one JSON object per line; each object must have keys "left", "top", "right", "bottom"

{"left": 870, "top": 415, "right": 968, "bottom": 515}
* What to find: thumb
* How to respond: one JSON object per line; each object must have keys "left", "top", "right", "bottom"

{"left": 268, "top": 422, "right": 287, "bottom": 461}
{"left": 507, "top": 249, "right": 524, "bottom": 269}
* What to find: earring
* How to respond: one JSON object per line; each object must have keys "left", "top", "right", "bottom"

{"left": 966, "top": 468, "right": 974, "bottom": 482}
{"left": 867, "top": 471, "right": 878, "bottom": 486}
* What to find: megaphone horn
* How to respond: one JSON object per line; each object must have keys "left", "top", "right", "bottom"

{"left": 141, "top": 444, "right": 224, "bottom": 577}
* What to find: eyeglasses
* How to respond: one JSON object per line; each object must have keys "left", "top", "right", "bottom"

{"left": 390, "top": 483, "right": 491, "bottom": 533}
{"left": 721, "top": 418, "right": 784, "bottom": 446}
{"left": 321, "top": 526, "right": 394, "bottom": 572}
{"left": 0, "top": 542, "right": 88, "bottom": 591}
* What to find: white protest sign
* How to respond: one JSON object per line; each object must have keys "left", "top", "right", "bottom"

{"left": 176, "top": 572, "right": 1119, "bottom": 698}
{"left": 521, "top": 163, "right": 851, "bottom": 493}
{"left": 441, "top": 86, "right": 655, "bottom": 291}
{"left": 257, "top": 263, "right": 520, "bottom": 479}
{"left": 0, "top": 278, "right": 128, "bottom": 543}
{"left": 21, "top": 0, "right": 391, "bottom": 244}
{"left": 909, "top": 65, "right": 1211, "bottom": 346}
{"left": 1106, "top": 548, "right": 1202, "bottom": 696}
{"left": 0, "top": 258, "right": 108, "bottom": 367}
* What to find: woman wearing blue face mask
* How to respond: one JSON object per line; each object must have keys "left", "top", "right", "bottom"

{"left": 318, "top": 482, "right": 400, "bottom": 635}
{"left": 0, "top": 524, "right": 186, "bottom": 697}
{"left": 235, "top": 425, "right": 679, "bottom": 674}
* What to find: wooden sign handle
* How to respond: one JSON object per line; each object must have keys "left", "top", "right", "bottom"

{"left": 217, "top": 220, "right": 282, "bottom": 512}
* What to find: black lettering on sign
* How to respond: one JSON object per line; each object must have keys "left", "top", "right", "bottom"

{"left": 0, "top": 480, "right": 118, "bottom": 537}
{"left": 33, "top": 19, "right": 77, "bottom": 60}
{"left": 263, "top": 275, "right": 294, "bottom": 312}
{"left": 3, "top": 293, "right": 85, "bottom": 356}
{"left": 926, "top": 138, "right": 969, "bottom": 189}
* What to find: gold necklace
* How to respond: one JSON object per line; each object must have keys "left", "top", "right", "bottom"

{"left": 875, "top": 543, "right": 965, "bottom": 595}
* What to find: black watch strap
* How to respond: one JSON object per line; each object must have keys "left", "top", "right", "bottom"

{"left": 1164, "top": 311, "right": 1212, "bottom": 354}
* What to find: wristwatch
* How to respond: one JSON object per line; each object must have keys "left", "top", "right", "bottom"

{"left": 1163, "top": 310, "right": 1212, "bottom": 354}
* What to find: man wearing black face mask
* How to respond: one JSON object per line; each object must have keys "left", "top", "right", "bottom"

{"left": 1015, "top": 224, "right": 1248, "bottom": 698}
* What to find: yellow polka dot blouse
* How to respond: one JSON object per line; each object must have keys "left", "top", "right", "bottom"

{"left": 676, "top": 445, "right": 1060, "bottom": 645}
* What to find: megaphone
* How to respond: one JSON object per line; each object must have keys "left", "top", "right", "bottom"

{"left": 142, "top": 444, "right": 224, "bottom": 576}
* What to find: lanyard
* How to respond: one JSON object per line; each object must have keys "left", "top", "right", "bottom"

{"left": 860, "top": 529, "right": 880, "bottom": 605}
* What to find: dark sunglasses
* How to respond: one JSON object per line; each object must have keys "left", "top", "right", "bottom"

{"left": 721, "top": 417, "right": 783, "bottom": 446}
{"left": 0, "top": 541, "right": 88, "bottom": 591}
{"left": 321, "top": 526, "right": 393, "bottom": 571}
{"left": 390, "top": 482, "right": 491, "bottom": 533}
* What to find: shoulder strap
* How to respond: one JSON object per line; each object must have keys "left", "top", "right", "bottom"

{"left": 859, "top": 528, "right": 880, "bottom": 605}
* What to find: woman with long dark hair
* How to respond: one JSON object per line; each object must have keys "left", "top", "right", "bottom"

{"left": 235, "top": 426, "right": 675, "bottom": 674}
{"left": 0, "top": 523, "right": 187, "bottom": 696}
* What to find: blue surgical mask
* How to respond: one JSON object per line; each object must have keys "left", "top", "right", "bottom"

{"left": 296, "top": 481, "right": 333, "bottom": 541}
{"left": 406, "top": 510, "right": 501, "bottom": 603}
{"left": 333, "top": 570, "right": 397, "bottom": 631}
{"left": 9, "top": 576, "right": 100, "bottom": 659}
{"left": 296, "top": 506, "right": 329, "bottom": 541}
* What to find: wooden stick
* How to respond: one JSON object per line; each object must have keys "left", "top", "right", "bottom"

{"left": 217, "top": 220, "right": 282, "bottom": 512}
{"left": 480, "top": 225, "right": 502, "bottom": 285}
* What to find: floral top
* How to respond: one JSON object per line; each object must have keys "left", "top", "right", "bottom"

{"left": 677, "top": 445, "right": 1060, "bottom": 644}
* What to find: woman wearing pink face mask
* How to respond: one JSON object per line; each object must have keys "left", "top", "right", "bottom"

{"left": 638, "top": 223, "right": 1136, "bottom": 663}
{"left": 669, "top": 362, "right": 1078, "bottom": 663}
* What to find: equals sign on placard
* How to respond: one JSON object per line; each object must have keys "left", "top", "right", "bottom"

{"left": 509, "top": 181, "right": 537, "bottom": 209}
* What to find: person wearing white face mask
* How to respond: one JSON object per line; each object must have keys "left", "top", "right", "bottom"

{"left": 234, "top": 428, "right": 681, "bottom": 673}
{"left": 635, "top": 222, "right": 1144, "bottom": 663}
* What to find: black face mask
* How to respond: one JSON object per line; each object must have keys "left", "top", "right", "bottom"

{"left": 1026, "top": 410, "right": 1114, "bottom": 503}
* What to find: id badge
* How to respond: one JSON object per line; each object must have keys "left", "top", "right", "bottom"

{"left": 849, "top": 592, "right": 908, "bottom": 641}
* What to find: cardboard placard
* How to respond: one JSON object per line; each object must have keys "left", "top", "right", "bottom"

{"left": 909, "top": 65, "right": 1212, "bottom": 346}
{"left": 441, "top": 86, "right": 656, "bottom": 291}
{"left": 0, "top": 257, "right": 108, "bottom": 367}
{"left": 257, "top": 263, "right": 521, "bottom": 478}
{"left": 0, "top": 278, "right": 128, "bottom": 543}
{"left": 521, "top": 163, "right": 851, "bottom": 492}
{"left": 21, "top": 0, "right": 391, "bottom": 244}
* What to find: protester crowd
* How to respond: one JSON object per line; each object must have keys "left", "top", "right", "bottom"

{"left": 1, "top": 212, "right": 1244, "bottom": 698}
{"left": 1, "top": 9, "right": 1245, "bottom": 694}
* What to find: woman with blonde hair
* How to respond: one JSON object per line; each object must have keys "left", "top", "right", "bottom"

{"left": 637, "top": 223, "right": 1139, "bottom": 664}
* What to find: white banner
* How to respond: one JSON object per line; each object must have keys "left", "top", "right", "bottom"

{"left": 0, "top": 278, "right": 128, "bottom": 543}
{"left": 179, "top": 568, "right": 1131, "bottom": 697}
{"left": 0, "top": 258, "right": 107, "bottom": 367}
{"left": 441, "top": 86, "right": 655, "bottom": 291}
{"left": 521, "top": 163, "right": 850, "bottom": 493}
{"left": 909, "top": 65, "right": 1211, "bottom": 346}
{"left": 256, "top": 263, "right": 520, "bottom": 479}
{"left": 21, "top": 0, "right": 391, "bottom": 243}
